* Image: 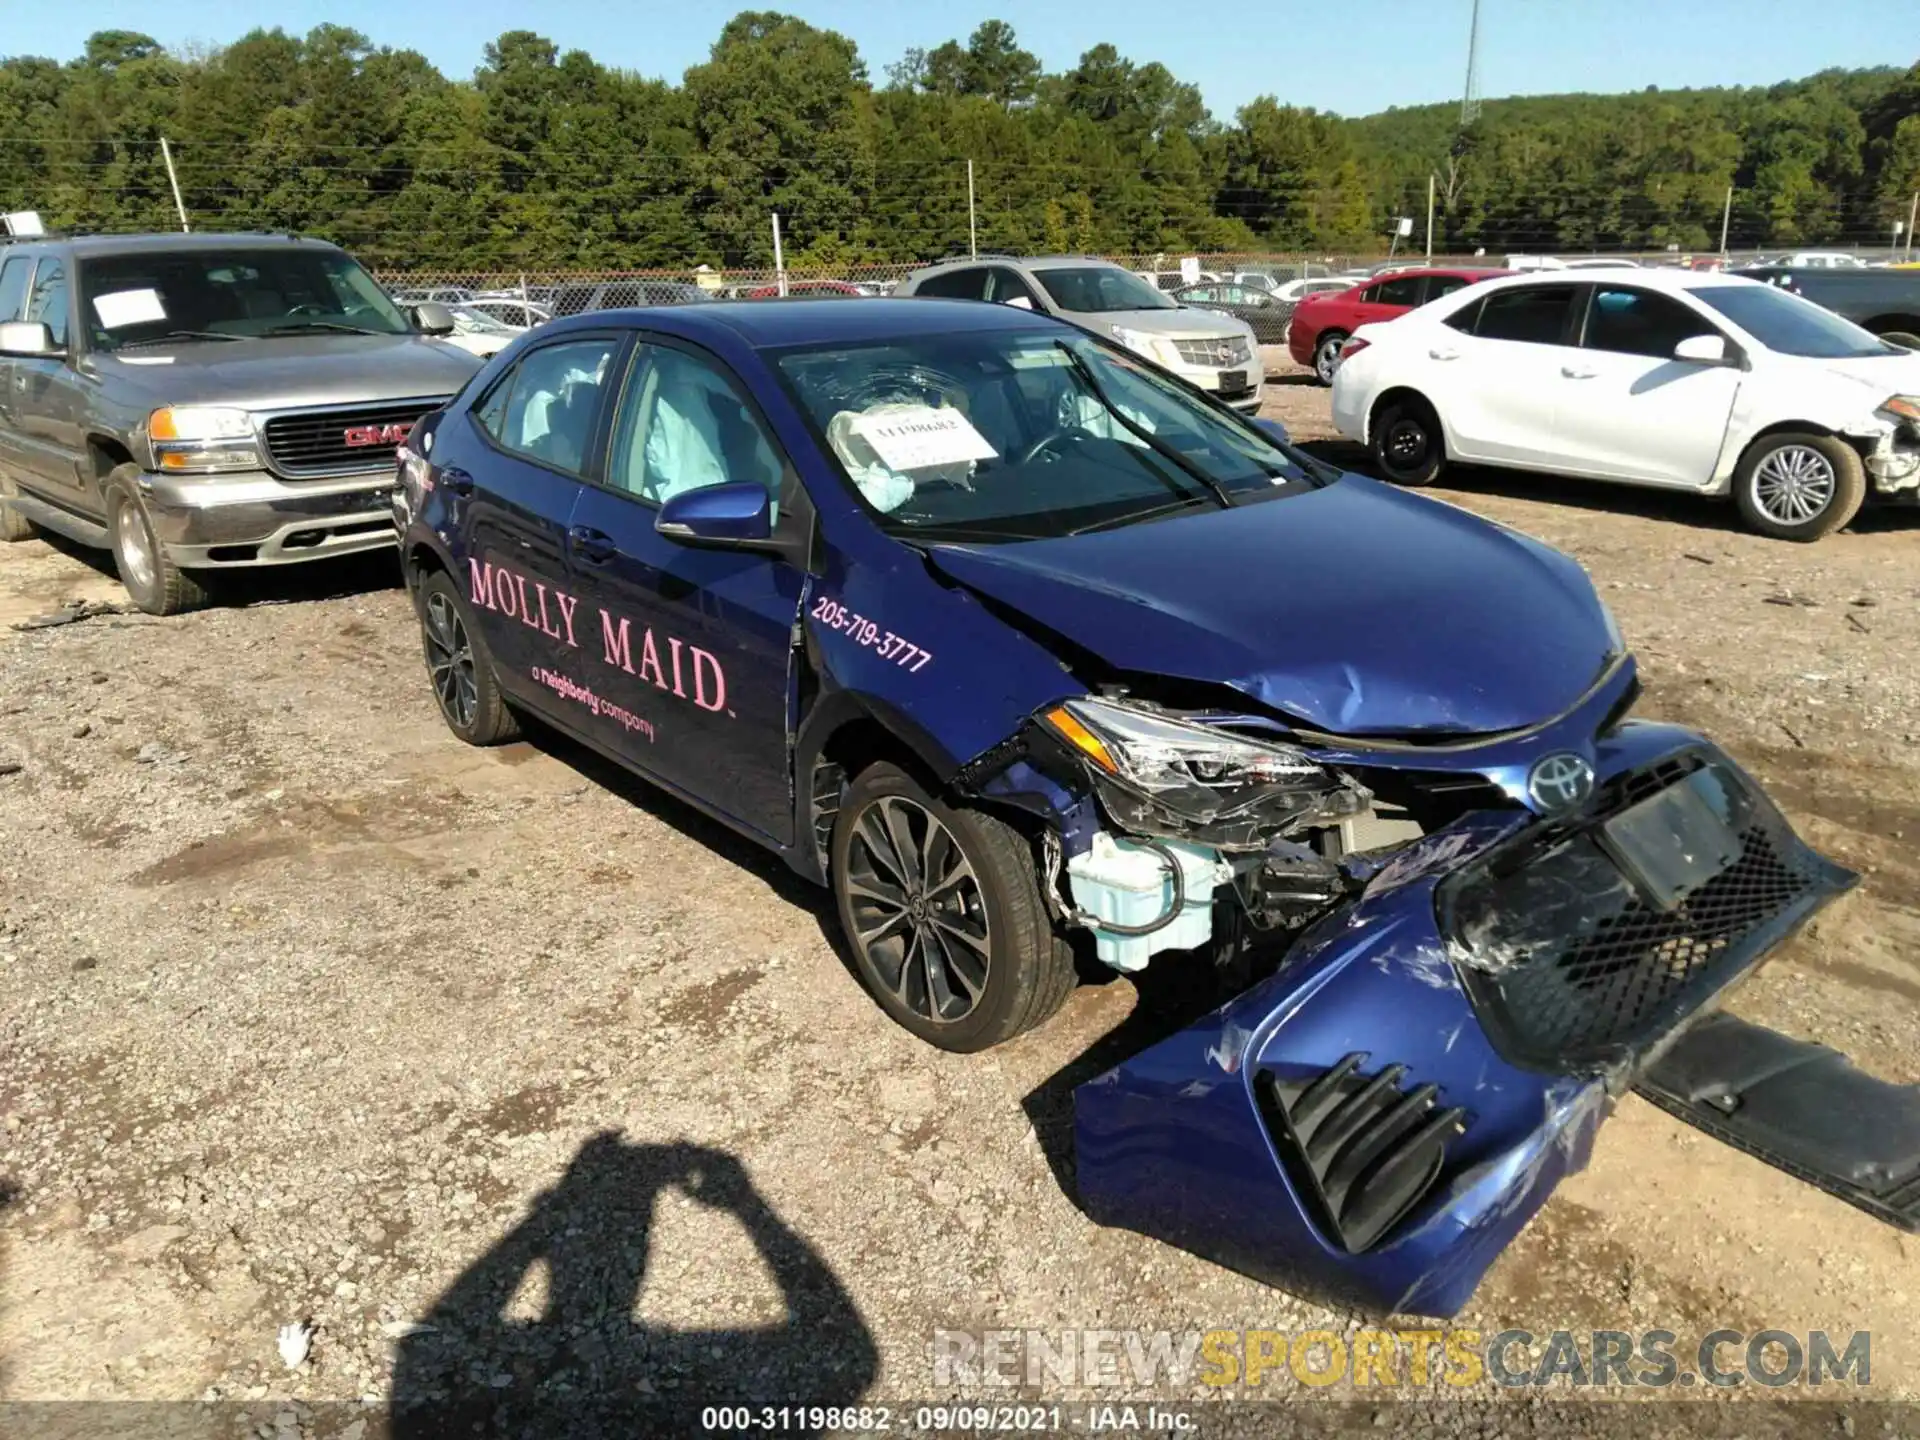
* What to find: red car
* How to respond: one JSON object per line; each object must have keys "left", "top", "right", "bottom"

{"left": 1289, "top": 267, "right": 1511, "bottom": 384}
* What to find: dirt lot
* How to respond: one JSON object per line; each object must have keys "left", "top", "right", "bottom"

{"left": 2, "top": 360, "right": 1918, "bottom": 1432}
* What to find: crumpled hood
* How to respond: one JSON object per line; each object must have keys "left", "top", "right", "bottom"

{"left": 92, "top": 333, "right": 482, "bottom": 410}
{"left": 1813, "top": 350, "right": 1920, "bottom": 395}
{"left": 925, "top": 476, "right": 1616, "bottom": 737}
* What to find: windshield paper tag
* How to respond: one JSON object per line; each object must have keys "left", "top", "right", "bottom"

{"left": 850, "top": 406, "right": 997, "bottom": 472}
{"left": 92, "top": 288, "right": 167, "bottom": 329}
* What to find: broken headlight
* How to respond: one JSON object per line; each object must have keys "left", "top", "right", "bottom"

{"left": 1041, "top": 697, "right": 1368, "bottom": 850}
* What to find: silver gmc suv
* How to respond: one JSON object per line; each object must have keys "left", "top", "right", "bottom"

{"left": 0, "top": 232, "right": 482, "bottom": 613}
{"left": 897, "top": 255, "right": 1266, "bottom": 414}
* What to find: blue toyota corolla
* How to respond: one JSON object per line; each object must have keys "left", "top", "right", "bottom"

{"left": 393, "top": 298, "right": 1881, "bottom": 1316}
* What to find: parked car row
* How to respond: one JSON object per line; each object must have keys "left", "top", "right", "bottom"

{"left": 0, "top": 227, "right": 1895, "bottom": 1327}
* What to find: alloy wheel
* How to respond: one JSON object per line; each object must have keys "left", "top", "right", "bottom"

{"left": 114, "top": 498, "right": 156, "bottom": 594}
{"left": 1752, "top": 445, "right": 1836, "bottom": 525}
{"left": 1315, "top": 336, "right": 1344, "bottom": 383}
{"left": 844, "top": 795, "right": 991, "bottom": 1026}
{"left": 424, "top": 592, "right": 479, "bottom": 730}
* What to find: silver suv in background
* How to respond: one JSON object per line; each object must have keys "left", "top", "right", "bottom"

{"left": 898, "top": 256, "right": 1266, "bottom": 414}
{"left": 0, "top": 232, "right": 483, "bottom": 613}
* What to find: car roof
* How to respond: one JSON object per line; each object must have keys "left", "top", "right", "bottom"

{"left": 1469, "top": 266, "right": 1748, "bottom": 296}
{"left": 52, "top": 232, "right": 347, "bottom": 259}
{"left": 910, "top": 254, "right": 1127, "bottom": 277}
{"left": 546, "top": 296, "right": 1060, "bottom": 349}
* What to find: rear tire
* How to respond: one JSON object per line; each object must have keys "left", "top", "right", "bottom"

{"left": 1311, "top": 332, "right": 1348, "bottom": 386}
{"left": 0, "top": 473, "right": 34, "bottom": 542}
{"left": 106, "top": 468, "right": 207, "bottom": 614}
{"left": 831, "top": 761, "right": 1075, "bottom": 1052}
{"left": 416, "top": 569, "right": 520, "bottom": 745}
{"left": 1370, "top": 396, "right": 1448, "bottom": 487}
{"left": 1879, "top": 330, "right": 1920, "bottom": 351}
{"left": 1731, "top": 432, "right": 1864, "bottom": 543}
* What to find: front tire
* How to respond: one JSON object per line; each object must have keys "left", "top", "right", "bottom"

{"left": 106, "top": 468, "right": 207, "bottom": 614}
{"left": 1370, "top": 397, "right": 1447, "bottom": 486}
{"left": 1311, "top": 332, "right": 1348, "bottom": 386}
{"left": 416, "top": 569, "right": 520, "bottom": 745}
{"left": 1732, "top": 432, "right": 1864, "bottom": 543}
{"left": 831, "top": 761, "right": 1075, "bottom": 1052}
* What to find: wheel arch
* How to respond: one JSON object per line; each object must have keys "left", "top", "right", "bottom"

{"left": 1366, "top": 385, "right": 1447, "bottom": 453}
{"left": 791, "top": 691, "right": 960, "bottom": 884}
{"left": 1861, "top": 313, "right": 1920, "bottom": 340}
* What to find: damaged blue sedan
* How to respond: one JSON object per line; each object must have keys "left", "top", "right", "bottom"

{"left": 393, "top": 297, "right": 1875, "bottom": 1318}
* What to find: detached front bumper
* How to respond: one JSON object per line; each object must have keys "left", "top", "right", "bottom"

{"left": 138, "top": 468, "right": 398, "bottom": 567}
{"left": 1074, "top": 736, "right": 1856, "bottom": 1317}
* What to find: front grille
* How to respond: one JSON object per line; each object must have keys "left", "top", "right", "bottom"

{"left": 261, "top": 399, "right": 448, "bottom": 478}
{"left": 1172, "top": 336, "right": 1254, "bottom": 368}
{"left": 1439, "top": 753, "right": 1853, "bottom": 1073}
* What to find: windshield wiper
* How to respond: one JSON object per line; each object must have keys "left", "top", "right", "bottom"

{"left": 1069, "top": 495, "right": 1216, "bottom": 535}
{"left": 116, "top": 330, "right": 243, "bottom": 348}
{"left": 259, "top": 321, "right": 384, "bottom": 336}
{"left": 1050, "top": 342, "right": 1236, "bottom": 513}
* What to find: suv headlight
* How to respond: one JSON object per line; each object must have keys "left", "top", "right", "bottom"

{"left": 1110, "top": 327, "right": 1178, "bottom": 367}
{"left": 1041, "top": 697, "right": 1369, "bottom": 850}
{"left": 148, "top": 406, "right": 261, "bottom": 473}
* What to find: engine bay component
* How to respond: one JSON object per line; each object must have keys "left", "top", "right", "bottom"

{"left": 1040, "top": 697, "right": 1369, "bottom": 850}
{"left": 1064, "top": 832, "right": 1230, "bottom": 972}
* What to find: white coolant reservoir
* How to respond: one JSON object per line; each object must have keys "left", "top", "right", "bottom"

{"left": 1065, "top": 832, "right": 1231, "bottom": 972}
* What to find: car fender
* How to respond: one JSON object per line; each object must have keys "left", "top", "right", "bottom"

{"left": 1709, "top": 365, "right": 1895, "bottom": 491}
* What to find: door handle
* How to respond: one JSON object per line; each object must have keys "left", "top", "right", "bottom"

{"left": 568, "top": 525, "right": 617, "bottom": 565}
{"left": 1561, "top": 365, "right": 1597, "bottom": 379}
{"left": 1428, "top": 347, "right": 1459, "bottom": 361}
{"left": 440, "top": 466, "right": 474, "bottom": 497}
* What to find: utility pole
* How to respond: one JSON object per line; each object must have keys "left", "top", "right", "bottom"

{"left": 1908, "top": 192, "right": 1918, "bottom": 261}
{"left": 1460, "top": 0, "right": 1483, "bottom": 128}
{"left": 771, "top": 213, "right": 786, "bottom": 297}
{"left": 967, "top": 159, "right": 978, "bottom": 258}
{"left": 1718, "top": 185, "right": 1733, "bottom": 257}
{"left": 1426, "top": 174, "right": 1436, "bottom": 258}
{"left": 160, "top": 137, "right": 190, "bottom": 233}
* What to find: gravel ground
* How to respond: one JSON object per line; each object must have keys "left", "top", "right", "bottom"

{"left": 2, "top": 360, "right": 1918, "bottom": 1436}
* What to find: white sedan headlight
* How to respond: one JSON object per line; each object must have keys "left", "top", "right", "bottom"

{"left": 147, "top": 406, "right": 261, "bottom": 474}
{"left": 1041, "top": 696, "right": 1369, "bottom": 850}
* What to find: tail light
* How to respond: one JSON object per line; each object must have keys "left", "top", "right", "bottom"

{"left": 1336, "top": 337, "right": 1369, "bottom": 367}
{"left": 1256, "top": 1054, "right": 1465, "bottom": 1253}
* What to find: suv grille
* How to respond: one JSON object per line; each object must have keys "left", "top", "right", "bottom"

{"left": 262, "top": 399, "right": 449, "bottom": 478}
{"left": 1172, "top": 336, "right": 1254, "bottom": 368}
{"left": 1439, "top": 752, "right": 1853, "bottom": 1073}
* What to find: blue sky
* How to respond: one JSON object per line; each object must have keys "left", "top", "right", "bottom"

{"left": 5, "top": 0, "right": 1907, "bottom": 119}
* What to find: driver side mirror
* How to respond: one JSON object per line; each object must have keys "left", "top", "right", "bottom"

{"left": 1673, "top": 333, "right": 1730, "bottom": 365}
{"left": 0, "top": 320, "right": 59, "bottom": 357}
{"left": 412, "top": 301, "right": 455, "bottom": 336}
{"left": 657, "top": 481, "right": 773, "bottom": 547}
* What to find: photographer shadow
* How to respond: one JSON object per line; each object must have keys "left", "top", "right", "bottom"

{"left": 390, "top": 1134, "right": 878, "bottom": 1438}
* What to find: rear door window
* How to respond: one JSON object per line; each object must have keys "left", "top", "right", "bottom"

{"left": 1371, "top": 276, "right": 1425, "bottom": 307}
{"left": 915, "top": 268, "right": 990, "bottom": 301}
{"left": 1423, "top": 274, "right": 1470, "bottom": 304}
{"left": 1472, "top": 286, "right": 1579, "bottom": 345}
{"left": 476, "top": 337, "right": 622, "bottom": 476}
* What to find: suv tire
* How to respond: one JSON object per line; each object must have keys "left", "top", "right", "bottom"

{"left": 831, "top": 761, "right": 1075, "bottom": 1052}
{"left": 1370, "top": 396, "right": 1447, "bottom": 486}
{"left": 1311, "top": 331, "right": 1348, "bottom": 386}
{"left": 1732, "top": 432, "right": 1865, "bottom": 543}
{"left": 0, "top": 472, "right": 35, "bottom": 542}
{"left": 105, "top": 467, "right": 207, "bottom": 614}
{"left": 416, "top": 569, "right": 520, "bottom": 745}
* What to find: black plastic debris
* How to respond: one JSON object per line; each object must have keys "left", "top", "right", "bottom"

{"left": 11, "top": 599, "right": 132, "bottom": 632}
{"left": 1638, "top": 1010, "right": 1920, "bottom": 1231}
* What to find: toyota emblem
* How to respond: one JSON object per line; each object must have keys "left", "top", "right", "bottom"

{"left": 1527, "top": 752, "right": 1596, "bottom": 813}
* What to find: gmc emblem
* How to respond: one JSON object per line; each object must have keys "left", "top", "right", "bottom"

{"left": 343, "top": 423, "right": 410, "bottom": 448}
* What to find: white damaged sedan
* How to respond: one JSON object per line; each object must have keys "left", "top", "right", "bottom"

{"left": 1330, "top": 267, "right": 1920, "bottom": 540}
